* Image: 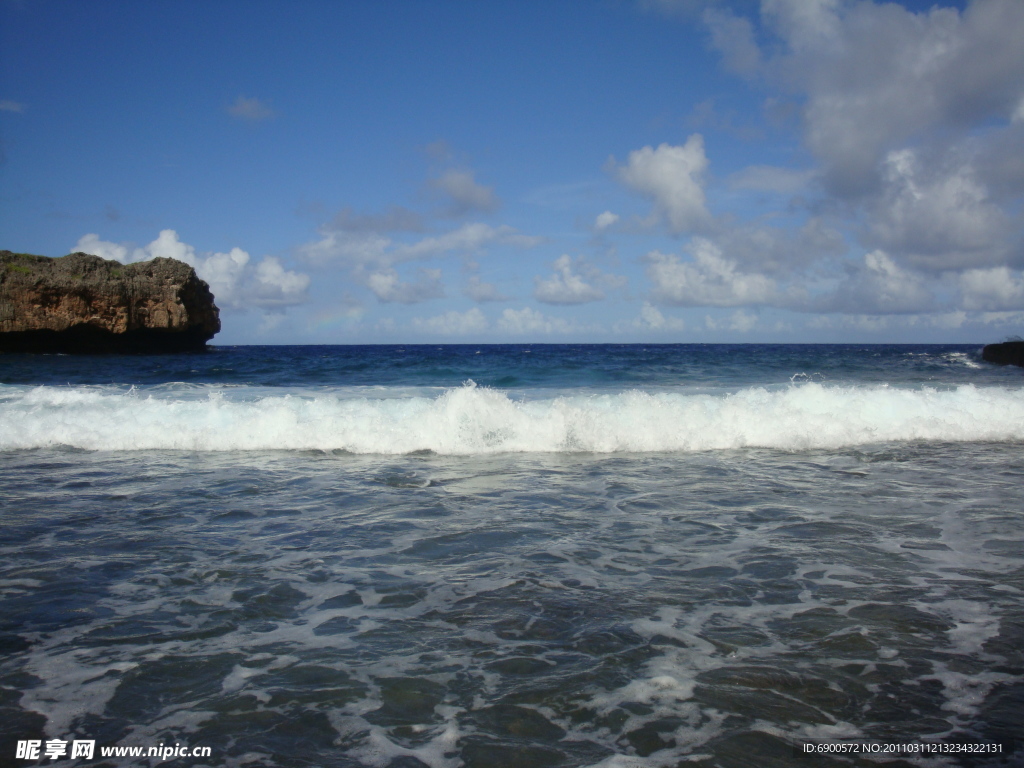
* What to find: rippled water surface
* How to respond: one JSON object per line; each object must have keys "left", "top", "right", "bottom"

{"left": 2, "top": 445, "right": 1022, "bottom": 767}
{"left": 1, "top": 345, "right": 1022, "bottom": 767}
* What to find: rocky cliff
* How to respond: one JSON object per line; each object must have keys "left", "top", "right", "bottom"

{"left": 0, "top": 250, "right": 220, "bottom": 353}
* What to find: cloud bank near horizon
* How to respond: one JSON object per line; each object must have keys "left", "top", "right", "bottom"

{"left": 6, "top": 0, "right": 1021, "bottom": 342}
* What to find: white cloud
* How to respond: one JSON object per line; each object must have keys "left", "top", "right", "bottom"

{"left": 431, "top": 169, "right": 499, "bottom": 216}
{"left": 761, "top": 0, "right": 841, "bottom": 52}
{"left": 298, "top": 212, "right": 541, "bottom": 308}
{"left": 144, "top": 228, "right": 199, "bottom": 264}
{"left": 677, "top": 0, "right": 1024, "bottom": 317}
{"left": 715, "top": 217, "right": 845, "bottom": 275}
{"left": 958, "top": 267, "right": 1024, "bottom": 311}
{"left": 411, "top": 307, "right": 488, "bottom": 336}
{"left": 705, "top": 309, "right": 759, "bottom": 333}
{"left": 398, "top": 222, "right": 537, "bottom": 260}
{"left": 807, "top": 310, "right": 1006, "bottom": 332}
{"left": 635, "top": 302, "right": 686, "bottom": 332}
{"left": 702, "top": 7, "right": 761, "bottom": 76}
{"left": 195, "top": 247, "right": 249, "bottom": 303}
{"left": 644, "top": 238, "right": 781, "bottom": 307}
{"left": 594, "top": 211, "right": 620, "bottom": 231}
{"left": 299, "top": 230, "right": 392, "bottom": 267}
{"left": 367, "top": 267, "right": 444, "bottom": 304}
{"left": 299, "top": 222, "right": 540, "bottom": 270}
{"left": 825, "top": 250, "right": 934, "bottom": 314}
{"left": 611, "top": 135, "right": 712, "bottom": 234}
{"left": 534, "top": 255, "right": 607, "bottom": 305}
{"left": 73, "top": 233, "right": 130, "bottom": 263}
{"left": 73, "top": 230, "right": 309, "bottom": 310}
{"left": 908, "top": 311, "right": 968, "bottom": 330}
{"left": 865, "top": 149, "right": 1011, "bottom": 270}
{"left": 978, "top": 311, "right": 1024, "bottom": 326}
{"left": 463, "top": 275, "right": 508, "bottom": 302}
{"left": 227, "top": 95, "right": 274, "bottom": 121}
{"left": 251, "top": 256, "right": 311, "bottom": 307}
{"left": 807, "top": 314, "right": 892, "bottom": 333}
{"left": 497, "top": 307, "right": 581, "bottom": 336}
{"left": 712, "top": 0, "right": 1024, "bottom": 198}
{"left": 1013, "top": 97, "right": 1024, "bottom": 125}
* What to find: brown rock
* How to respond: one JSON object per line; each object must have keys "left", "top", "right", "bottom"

{"left": 0, "top": 250, "right": 220, "bottom": 353}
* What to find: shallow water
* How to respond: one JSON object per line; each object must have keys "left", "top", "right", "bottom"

{"left": 2, "top": 444, "right": 1022, "bottom": 767}
{"left": 1, "top": 345, "right": 1022, "bottom": 767}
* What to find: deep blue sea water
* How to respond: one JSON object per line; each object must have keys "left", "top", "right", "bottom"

{"left": 1, "top": 344, "right": 1022, "bottom": 767}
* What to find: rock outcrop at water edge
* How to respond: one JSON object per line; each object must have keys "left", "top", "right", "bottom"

{"left": 981, "top": 340, "right": 1024, "bottom": 367}
{"left": 0, "top": 250, "right": 220, "bottom": 353}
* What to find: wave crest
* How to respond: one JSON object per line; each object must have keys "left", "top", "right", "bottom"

{"left": 3, "top": 382, "right": 1023, "bottom": 454}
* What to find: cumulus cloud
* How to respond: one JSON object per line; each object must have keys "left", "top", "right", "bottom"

{"left": 74, "top": 233, "right": 130, "bottom": 263}
{"left": 431, "top": 169, "right": 499, "bottom": 216}
{"left": 633, "top": 302, "right": 686, "bottom": 332}
{"left": 705, "top": 309, "right": 759, "bottom": 333}
{"left": 367, "top": 267, "right": 444, "bottom": 304}
{"left": 301, "top": 221, "right": 539, "bottom": 268}
{"left": 227, "top": 95, "right": 275, "bottom": 121}
{"left": 958, "top": 267, "right": 1024, "bottom": 311}
{"left": 823, "top": 250, "right": 935, "bottom": 315}
{"left": 978, "top": 311, "right": 1024, "bottom": 326}
{"left": 702, "top": 7, "right": 761, "bottom": 76}
{"left": 706, "top": 0, "right": 1024, "bottom": 198}
{"left": 659, "top": 0, "right": 1024, "bottom": 322}
{"left": 297, "top": 223, "right": 540, "bottom": 306}
{"left": 73, "top": 230, "right": 309, "bottom": 310}
{"left": 610, "top": 135, "right": 712, "bottom": 234}
{"left": 297, "top": 199, "right": 542, "bottom": 308}
{"left": 250, "top": 257, "right": 312, "bottom": 307}
{"left": 411, "top": 307, "right": 488, "bottom": 336}
{"left": 193, "top": 248, "right": 251, "bottom": 305}
{"left": 463, "top": 275, "right": 508, "bottom": 302}
{"left": 864, "top": 149, "right": 1013, "bottom": 270}
{"left": 497, "top": 307, "right": 583, "bottom": 336}
{"left": 714, "top": 217, "right": 845, "bottom": 275}
{"left": 534, "top": 255, "right": 609, "bottom": 305}
{"left": 399, "top": 223, "right": 539, "bottom": 260}
{"left": 299, "top": 230, "right": 392, "bottom": 267}
{"left": 594, "top": 211, "right": 620, "bottom": 231}
{"left": 804, "top": 309, "right": 1024, "bottom": 333}
{"left": 644, "top": 238, "right": 783, "bottom": 307}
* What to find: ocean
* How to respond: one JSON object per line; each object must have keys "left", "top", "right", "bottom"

{"left": 1, "top": 343, "right": 1022, "bottom": 768}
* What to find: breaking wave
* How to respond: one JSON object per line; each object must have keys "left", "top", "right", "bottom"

{"left": 3, "top": 381, "right": 1023, "bottom": 454}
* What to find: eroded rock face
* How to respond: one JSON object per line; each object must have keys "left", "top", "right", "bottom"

{"left": 0, "top": 251, "right": 220, "bottom": 353}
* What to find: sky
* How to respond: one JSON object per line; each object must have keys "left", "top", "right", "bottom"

{"left": 2, "top": 0, "right": 1023, "bottom": 344}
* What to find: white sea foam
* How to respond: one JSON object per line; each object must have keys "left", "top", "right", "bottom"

{"left": 2, "top": 381, "right": 1024, "bottom": 454}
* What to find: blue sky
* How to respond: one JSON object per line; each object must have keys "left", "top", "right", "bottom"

{"left": 3, "top": 0, "right": 1023, "bottom": 344}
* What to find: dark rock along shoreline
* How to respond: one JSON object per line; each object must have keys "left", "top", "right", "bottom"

{"left": 0, "top": 250, "right": 220, "bottom": 353}
{"left": 981, "top": 340, "right": 1024, "bottom": 367}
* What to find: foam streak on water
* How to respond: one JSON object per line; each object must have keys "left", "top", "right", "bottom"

{"left": 3, "top": 381, "right": 1024, "bottom": 453}
{"left": 1, "top": 444, "right": 1022, "bottom": 767}
{"left": 1, "top": 345, "right": 1023, "bottom": 767}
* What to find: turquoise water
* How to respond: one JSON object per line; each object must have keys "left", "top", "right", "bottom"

{"left": 1, "top": 344, "right": 1022, "bottom": 767}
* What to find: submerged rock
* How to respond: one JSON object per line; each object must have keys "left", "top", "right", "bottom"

{"left": 982, "top": 340, "right": 1024, "bottom": 367}
{"left": 0, "top": 250, "right": 220, "bottom": 353}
